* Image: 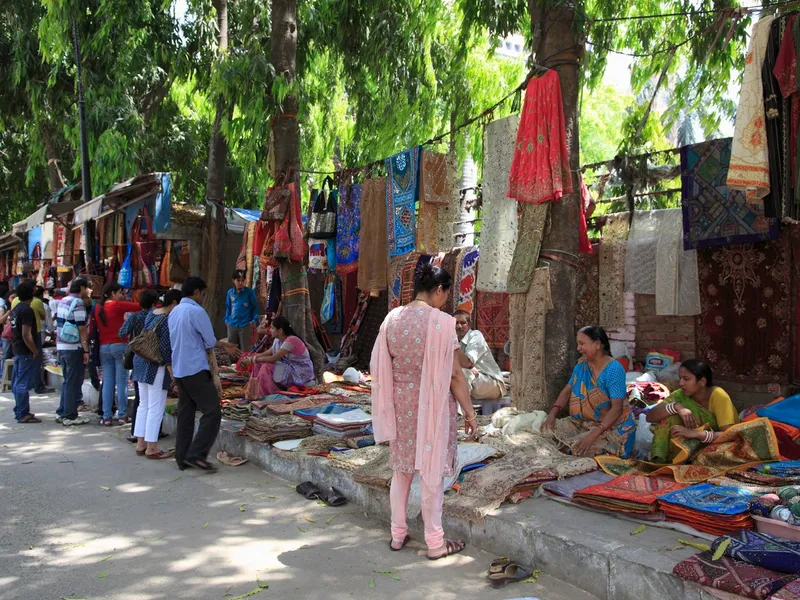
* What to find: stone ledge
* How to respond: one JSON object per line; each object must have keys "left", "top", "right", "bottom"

{"left": 163, "top": 414, "right": 715, "bottom": 600}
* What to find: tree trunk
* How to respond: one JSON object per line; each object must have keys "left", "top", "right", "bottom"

{"left": 528, "top": 1, "right": 583, "bottom": 403}
{"left": 40, "top": 123, "right": 66, "bottom": 193}
{"left": 202, "top": 0, "right": 229, "bottom": 330}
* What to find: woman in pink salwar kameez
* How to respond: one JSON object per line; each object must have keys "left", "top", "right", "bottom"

{"left": 371, "top": 264, "right": 477, "bottom": 560}
{"left": 242, "top": 316, "right": 315, "bottom": 395}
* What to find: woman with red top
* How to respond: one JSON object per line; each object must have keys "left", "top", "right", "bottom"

{"left": 97, "top": 283, "right": 140, "bottom": 425}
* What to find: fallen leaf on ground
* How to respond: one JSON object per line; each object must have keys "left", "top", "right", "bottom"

{"left": 169, "top": 475, "right": 183, "bottom": 482}
{"left": 151, "top": 536, "right": 163, "bottom": 541}
{"left": 153, "top": 501, "right": 168, "bottom": 506}
{"left": 630, "top": 525, "right": 646, "bottom": 536}
{"left": 286, "top": 484, "right": 295, "bottom": 489}
{"left": 374, "top": 569, "right": 401, "bottom": 581}
{"left": 98, "top": 555, "right": 113, "bottom": 562}
{"left": 303, "top": 515, "right": 316, "bottom": 523}
{"left": 60, "top": 543, "right": 85, "bottom": 551}
{"left": 326, "top": 515, "right": 337, "bottom": 525}
{"left": 678, "top": 539, "right": 711, "bottom": 552}
{"left": 522, "top": 569, "right": 543, "bottom": 583}
{"left": 712, "top": 538, "right": 731, "bottom": 561}
{"left": 297, "top": 526, "right": 307, "bottom": 533}
{"left": 98, "top": 486, "right": 111, "bottom": 491}
{"left": 369, "top": 578, "right": 376, "bottom": 589}
{"left": 98, "top": 572, "right": 107, "bottom": 579}
{"left": 299, "top": 544, "right": 310, "bottom": 550}
{"left": 239, "top": 504, "right": 247, "bottom": 512}
{"left": 202, "top": 523, "right": 209, "bottom": 529}
{"left": 229, "top": 579, "right": 268, "bottom": 600}
{"left": 155, "top": 488, "right": 170, "bottom": 492}
{"left": 267, "top": 495, "right": 277, "bottom": 499}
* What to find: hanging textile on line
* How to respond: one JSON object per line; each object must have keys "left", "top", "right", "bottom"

{"left": 727, "top": 15, "right": 775, "bottom": 201}
{"left": 335, "top": 184, "right": 361, "bottom": 275}
{"left": 416, "top": 151, "right": 459, "bottom": 254}
{"left": 477, "top": 115, "right": 520, "bottom": 293}
{"left": 357, "top": 177, "right": 389, "bottom": 293}
{"left": 385, "top": 146, "right": 421, "bottom": 257}
{"left": 507, "top": 69, "right": 573, "bottom": 205}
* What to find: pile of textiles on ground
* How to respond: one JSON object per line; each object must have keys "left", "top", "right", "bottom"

{"left": 572, "top": 474, "right": 687, "bottom": 516}
{"left": 236, "top": 415, "right": 312, "bottom": 444}
{"left": 672, "top": 529, "right": 800, "bottom": 599}
{"left": 220, "top": 386, "right": 247, "bottom": 400}
{"left": 658, "top": 483, "right": 757, "bottom": 535}
{"left": 220, "top": 399, "right": 252, "bottom": 421}
{"left": 264, "top": 395, "right": 338, "bottom": 415}
{"left": 295, "top": 403, "right": 360, "bottom": 423}
{"left": 505, "top": 469, "right": 558, "bottom": 503}
{"left": 312, "top": 408, "right": 372, "bottom": 439}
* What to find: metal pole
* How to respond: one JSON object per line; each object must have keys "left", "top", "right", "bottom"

{"left": 72, "top": 16, "right": 94, "bottom": 269}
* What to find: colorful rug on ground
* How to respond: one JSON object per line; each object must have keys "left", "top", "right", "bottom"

{"left": 385, "top": 147, "right": 420, "bottom": 257}
{"left": 696, "top": 235, "right": 792, "bottom": 383}
{"left": 595, "top": 418, "right": 781, "bottom": 483}
{"left": 672, "top": 551, "right": 798, "bottom": 599}
{"left": 681, "top": 137, "right": 780, "bottom": 250}
{"left": 572, "top": 474, "right": 687, "bottom": 515}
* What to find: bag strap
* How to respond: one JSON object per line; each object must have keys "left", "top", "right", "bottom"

{"left": 325, "top": 186, "right": 338, "bottom": 213}
{"left": 148, "top": 313, "right": 168, "bottom": 332}
{"left": 65, "top": 297, "right": 80, "bottom": 321}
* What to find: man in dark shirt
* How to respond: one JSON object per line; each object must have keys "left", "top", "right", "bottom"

{"left": 11, "top": 281, "right": 41, "bottom": 423}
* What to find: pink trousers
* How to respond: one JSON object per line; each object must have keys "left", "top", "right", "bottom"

{"left": 389, "top": 470, "right": 445, "bottom": 551}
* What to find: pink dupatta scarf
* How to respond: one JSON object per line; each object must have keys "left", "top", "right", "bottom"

{"left": 371, "top": 307, "right": 456, "bottom": 484}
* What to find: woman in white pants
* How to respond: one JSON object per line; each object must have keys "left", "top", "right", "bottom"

{"left": 132, "top": 290, "right": 181, "bottom": 459}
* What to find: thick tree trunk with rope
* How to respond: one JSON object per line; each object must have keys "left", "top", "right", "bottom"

{"left": 528, "top": 1, "right": 584, "bottom": 403}
{"left": 202, "top": 0, "right": 228, "bottom": 329}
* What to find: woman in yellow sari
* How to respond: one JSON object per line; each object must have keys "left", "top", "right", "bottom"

{"left": 646, "top": 359, "right": 739, "bottom": 463}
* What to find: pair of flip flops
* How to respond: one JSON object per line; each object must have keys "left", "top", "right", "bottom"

{"left": 295, "top": 482, "right": 347, "bottom": 507}
{"left": 487, "top": 557, "right": 531, "bottom": 588}
{"left": 216, "top": 450, "right": 248, "bottom": 467}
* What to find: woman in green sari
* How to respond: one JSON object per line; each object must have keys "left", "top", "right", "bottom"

{"left": 646, "top": 359, "right": 739, "bottom": 463}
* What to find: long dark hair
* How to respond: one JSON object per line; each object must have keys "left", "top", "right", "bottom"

{"left": 579, "top": 325, "right": 612, "bottom": 356}
{"left": 415, "top": 264, "right": 453, "bottom": 294}
{"left": 680, "top": 358, "right": 714, "bottom": 387}
{"left": 0, "top": 281, "right": 9, "bottom": 303}
{"left": 271, "top": 316, "right": 298, "bottom": 338}
{"left": 98, "top": 282, "right": 123, "bottom": 326}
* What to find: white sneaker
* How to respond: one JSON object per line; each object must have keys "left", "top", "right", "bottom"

{"left": 55, "top": 416, "right": 63, "bottom": 424}
{"left": 62, "top": 416, "right": 91, "bottom": 426}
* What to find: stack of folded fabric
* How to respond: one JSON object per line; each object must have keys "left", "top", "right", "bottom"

{"left": 573, "top": 474, "right": 686, "bottom": 515}
{"left": 265, "top": 395, "right": 339, "bottom": 416}
{"left": 220, "top": 399, "right": 252, "bottom": 422}
{"left": 236, "top": 415, "right": 312, "bottom": 444}
{"left": 506, "top": 469, "right": 559, "bottom": 504}
{"left": 294, "top": 403, "right": 360, "bottom": 423}
{"left": 313, "top": 408, "right": 372, "bottom": 439}
{"left": 673, "top": 550, "right": 799, "bottom": 600}
{"left": 541, "top": 471, "right": 614, "bottom": 500}
{"left": 220, "top": 386, "right": 247, "bottom": 400}
{"left": 710, "top": 529, "right": 800, "bottom": 576}
{"left": 659, "top": 483, "right": 757, "bottom": 535}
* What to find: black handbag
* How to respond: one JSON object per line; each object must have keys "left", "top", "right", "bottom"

{"left": 307, "top": 176, "right": 338, "bottom": 239}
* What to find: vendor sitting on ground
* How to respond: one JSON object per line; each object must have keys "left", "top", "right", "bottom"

{"left": 454, "top": 310, "right": 506, "bottom": 402}
{"left": 645, "top": 359, "right": 738, "bottom": 463}
{"left": 240, "top": 316, "right": 315, "bottom": 396}
{"left": 542, "top": 326, "right": 636, "bottom": 457}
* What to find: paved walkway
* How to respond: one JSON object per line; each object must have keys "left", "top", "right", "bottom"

{"left": 0, "top": 392, "right": 596, "bottom": 600}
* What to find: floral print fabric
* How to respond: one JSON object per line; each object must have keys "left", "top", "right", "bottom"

{"left": 335, "top": 184, "right": 361, "bottom": 275}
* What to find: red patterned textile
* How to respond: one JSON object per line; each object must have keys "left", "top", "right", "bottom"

{"left": 696, "top": 235, "right": 792, "bottom": 383}
{"left": 476, "top": 291, "right": 510, "bottom": 350}
{"left": 399, "top": 252, "right": 421, "bottom": 306}
{"left": 573, "top": 475, "right": 686, "bottom": 515}
{"left": 673, "top": 552, "right": 797, "bottom": 600}
{"left": 507, "top": 70, "right": 573, "bottom": 205}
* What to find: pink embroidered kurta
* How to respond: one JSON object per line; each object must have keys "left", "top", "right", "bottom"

{"left": 382, "top": 305, "right": 458, "bottom": 475}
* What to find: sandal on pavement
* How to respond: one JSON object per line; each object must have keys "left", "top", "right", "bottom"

{"left": 19, "top": 414, "right": 42, "bottom": 424}
{"left": 183, "top": 458, "right": 217, "bottom": 471}
{"left": 146, "top": 450, "right": 174, "bottom": 460}
{"left": 216, "top": 450, "right": 248, "bottom": 467}
{"left": 318, "top": 485, "right": 347, "bottom": 507}
{"left": 295, "top": 481, "right": 321, "bottom": 500}
{"left": 427, "top": 539, "right": 466, "bottom": 561}
{"left": 389, "top": 534, "right": 411, "bottom": 552}
{"left": 136, "top": 449, "right": 147, "bottom": 456}
{"left": 77, "top": 404, "right": 91, "bottom": 412}
{"left": 99, "top": 418, "right": 114, "bottom": 426}
{"left": 488, "top": 557, "right": 512, "bottom": 575}
{"left": 487, "top": 563, "right": 532, "bottom": 589}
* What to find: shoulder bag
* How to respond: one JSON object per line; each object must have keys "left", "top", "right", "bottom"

{"left": 129, "top": 314, "right": 167, "bottom": 365}
{"left": 307, "top": 176, "right": 338, "bottom": 239}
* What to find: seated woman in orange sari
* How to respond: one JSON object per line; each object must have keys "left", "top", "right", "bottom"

{"left": 542, "top": 326, "right": 636, "bottom": 457}
{"left": 646, "top": 359, "right": 738, "bottom": 463}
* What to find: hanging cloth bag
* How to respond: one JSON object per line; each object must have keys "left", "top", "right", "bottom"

{"left": 131, "top": 208, "right": 157, "bottom": 288}
{"left": 262, "top": 170, "right": 293, "bottom": 222}
{"left": 321, "top": 273, "right": 336, "bottom": 324}
{"left": 308, "top": 176, "right": 338, "bottom": 239}
{"left": 118, "top": 243, "right": 134, "bottom": 288}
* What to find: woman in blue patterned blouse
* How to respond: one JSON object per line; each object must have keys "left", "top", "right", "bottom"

{"left": 132, "top": 290, "right": 182, "bottom": 459}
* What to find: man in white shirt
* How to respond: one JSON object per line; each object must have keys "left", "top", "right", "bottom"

{"left": 454, "top": 310, "right": 506, "bottom": 402}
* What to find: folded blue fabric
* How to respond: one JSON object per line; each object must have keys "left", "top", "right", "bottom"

{"left": 711, "top": 529, "right": 800, "bottom": 575}
{"left": 658, "top": 483, "right": 757, "bottom": 515}
{"left": 757, "top": 394, "right": 800, "bottom": 428}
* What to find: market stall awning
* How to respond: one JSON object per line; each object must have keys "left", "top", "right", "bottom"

{"left": 0, "top": 232, "right": 23, "bottom": 251}
{"left": 26, "top": 200, "right": 86, "bottom": 230}
{"left": 72, "top": 195, "right": 105, "bottom": 226}
{"left": 229, "top": 208, "right": 261, "bottom": 222}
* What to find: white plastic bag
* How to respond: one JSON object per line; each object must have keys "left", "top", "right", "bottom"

{"left": 633, "top": 413, "right": 654, "bottom": 460}
{"left": 81, "top": 382, "right": 100, "bottom": 409}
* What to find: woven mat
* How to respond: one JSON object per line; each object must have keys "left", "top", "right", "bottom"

{"left": 351, "top": 445, "right": 393, "bottom": 488}
{"left": 328, "top": 445, "right": 387, "bottom": 472}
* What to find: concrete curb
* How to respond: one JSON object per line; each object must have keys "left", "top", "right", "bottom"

{"left": 163, "top": 414, "right": 714, "bottom": 600}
